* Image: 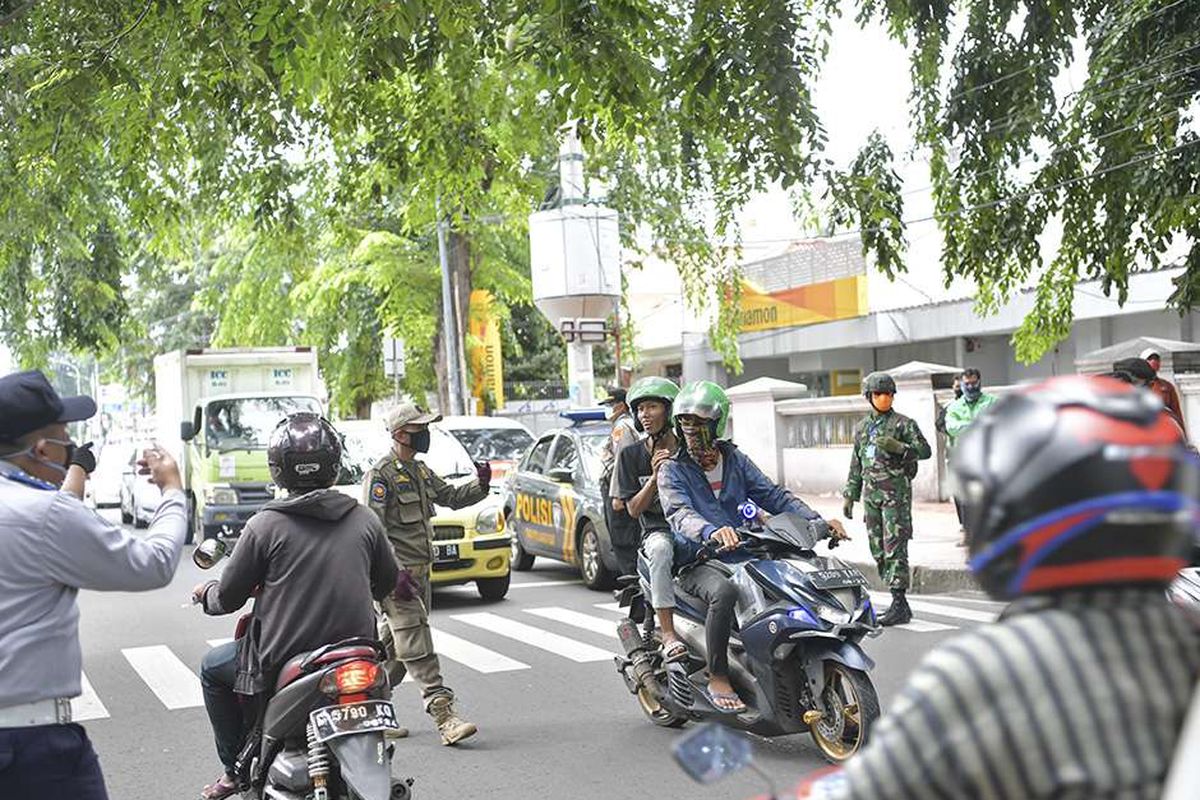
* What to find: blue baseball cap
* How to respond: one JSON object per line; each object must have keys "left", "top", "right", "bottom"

{"left": 0, "top": 370, "right": 96, "bottom": 442}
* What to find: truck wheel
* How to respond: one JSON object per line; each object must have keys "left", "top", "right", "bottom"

{"left": 476, "top": 574, "right": 511, "bottom": 601}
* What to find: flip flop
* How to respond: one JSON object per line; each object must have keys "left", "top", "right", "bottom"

{"left": 662, "top": 640, "right": 688, "bottom": 664}
{"left": 705, "top": 688, "right": 747, "bottom": 714}
{"left": 200, "top": 774, "right": 239, "bottom": 800}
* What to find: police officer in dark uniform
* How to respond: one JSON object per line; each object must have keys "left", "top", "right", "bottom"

{"left": 0, "top": 370, "right": 186, "bottom": 799}
{"left": 365, "top": 401, "right": 490, "bottom": 745}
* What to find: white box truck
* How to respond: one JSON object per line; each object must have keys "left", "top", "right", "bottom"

{"left": 154, "top": 347, "right": 325, "bottom": 541}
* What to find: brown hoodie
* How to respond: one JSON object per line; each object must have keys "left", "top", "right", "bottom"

{"left": 202, "top": 488, "right": 399, "bottom": 695}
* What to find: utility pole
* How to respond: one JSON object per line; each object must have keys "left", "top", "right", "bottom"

{"left": 436, "top": 197, "right": 465, "bottom": 416}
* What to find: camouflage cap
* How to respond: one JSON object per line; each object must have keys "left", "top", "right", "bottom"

{"left": 384, "top": 401, "right": 441, "bottom": 432}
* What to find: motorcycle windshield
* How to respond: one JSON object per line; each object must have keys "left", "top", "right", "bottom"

{"left": 750, "top": 512, "right": 822, "bottom": 550}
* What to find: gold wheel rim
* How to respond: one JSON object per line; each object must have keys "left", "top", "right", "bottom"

{"left": 809, "top": 664, "right": 866, "bottom": 761}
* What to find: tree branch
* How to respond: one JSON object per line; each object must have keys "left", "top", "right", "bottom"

{"left": 0, "top": 0, "right": 39, "bottom": 28}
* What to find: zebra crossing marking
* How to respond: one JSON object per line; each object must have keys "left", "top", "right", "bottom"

{"left": 431, "top": 628, "right": 530, "bottom": 673}
{"left": 71, "top": 673, "right": 110, "bottom": 722}
{"left": 121, "top": 645, "right": 204, "bottom": 710}
{"left": 451, "top": 612, "right": 613, "bottom": 663}
{"left": 525, "top": 607, "right": 618, "bottom": 638}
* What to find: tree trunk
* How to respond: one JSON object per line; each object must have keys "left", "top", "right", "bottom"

{"left": 431, "top": 228, "right": 473, "bottom": 415}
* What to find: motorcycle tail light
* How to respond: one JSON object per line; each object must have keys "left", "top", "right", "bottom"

{"left": 320, "top": 660, "right": 381, "bottom": 698}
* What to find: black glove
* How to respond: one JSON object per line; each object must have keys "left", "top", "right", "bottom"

{"left": 842, "top": 497, "right": 854, "bottom": 519}
{"left": 474, "top": 460, "right": 492, "bottom": 489}
{"left": 70, "top": 442, "right": 97, "bottom": 473}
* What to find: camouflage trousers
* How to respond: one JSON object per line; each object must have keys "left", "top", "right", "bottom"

{"left": 863, "top": 486, "right": 913, "bottom": 591}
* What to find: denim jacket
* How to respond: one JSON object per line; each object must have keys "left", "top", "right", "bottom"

{"left": 657, "top": 442, "right": 820, "bottom": 563}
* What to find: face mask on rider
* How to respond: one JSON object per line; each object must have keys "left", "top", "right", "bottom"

{"left": 962, "top": 382, "right": 982, "bottom": 402}
{"left": 679, "top": 418, "right": 718, "bottom": 469}
{"left": 870, "top": 393, "right": 894, "bottom": 414}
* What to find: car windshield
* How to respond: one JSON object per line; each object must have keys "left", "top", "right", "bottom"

{"left": 337, "top": 427, "right": 474, "bottom": 486}
{"left": 205, "top": 396, "right": 322, "bottom": 453}
{"left": 446, "top": 427, "right": 534, "bottom": 462}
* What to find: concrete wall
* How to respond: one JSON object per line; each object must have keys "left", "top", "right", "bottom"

{"left": 782, "top": 447, "right": 853, "bottom": 496}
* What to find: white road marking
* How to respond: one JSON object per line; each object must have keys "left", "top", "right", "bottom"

{"left": 894, "top": 618, "right": 959, "bottom": 633}
{"left": 451, "top": 613, "right": 614, "bottom": 663}
{"left": 870, "top": 592, "right": 998, "bottom": 623}
{"left": 431, "top": 628, "right": 530, "bottom": 673}
{"left": 507, "top": 580, "right": 583, "bottom": 589}
{"left": 207, "top": 638, "right": 234, "bottom": 648}
{"left": 525, "top": 607, "right": 619, "bottom": 638}
{"left": 71, "top": 673, "right": 110, "bottom": 721}
{"left": 593, "top": 602, "right": 622, "bottom": 614}
{"left": 121, "top": 645, "right": 204, "bottom": 710}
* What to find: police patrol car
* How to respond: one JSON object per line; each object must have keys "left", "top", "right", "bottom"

{"left": 502, "top": 410, "right": 622, "bottom": 590}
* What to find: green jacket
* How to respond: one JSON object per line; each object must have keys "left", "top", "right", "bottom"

{"left": 843, "top": 410, "right": 931, "bottom": 501}
{"left": 944, "top": 393, "right": 998, "bottom": 447}
{"left": 365, "top": 454, "right": 488, "bottom": 567}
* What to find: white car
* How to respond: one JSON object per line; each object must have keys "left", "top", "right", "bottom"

{"left": 119, "top": 448, "right": 163, "bottom": 528}
{"left": 85, "top": 443, "right": 126, "bottom": 509}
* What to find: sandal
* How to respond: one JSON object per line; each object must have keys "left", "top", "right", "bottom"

{"left": 662, "top": 639, "right": 688, "bottom": 664}
{"left": 200, "top": 773, "right": 239, "bottom": 800}
{"left": 705, "top": 688, "right": 747, "bottom": 714}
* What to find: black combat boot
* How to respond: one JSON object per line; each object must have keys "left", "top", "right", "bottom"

{"left": 877, "top": 590, "right": 912, "bottom": 626}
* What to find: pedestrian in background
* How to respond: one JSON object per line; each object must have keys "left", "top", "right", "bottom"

{"left": 599, "top": 385, "right": 640, "bottom": 575}
{"left": 1142, "top": 348, "right": 1187, "bottom": 435}
{"left": 842, "top": 372, "right": 931, "bottom": 626}
{"left": 944, "top": 367, "right": 997, "bottom": 546}
{"left": 0, "top": 370, "right": 186, "bottom": 799}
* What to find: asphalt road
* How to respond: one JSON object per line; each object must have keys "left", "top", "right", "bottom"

{"left": 75, "top": 511, "right": 1006, "bottom": 800}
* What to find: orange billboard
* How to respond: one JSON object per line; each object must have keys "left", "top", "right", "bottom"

{"left": 738, "top": 274, "right": 868, "bottom": 333}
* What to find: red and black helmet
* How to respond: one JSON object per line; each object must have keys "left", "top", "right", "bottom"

{"left": 267, "top": 412, "right": 343, "bottom": 493}
{"left": 952, "top": 375, "right": 1197, "bottom": 600}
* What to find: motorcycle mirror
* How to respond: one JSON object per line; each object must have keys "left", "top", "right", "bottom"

{"left": 671, "top": 722, "right": 755, "bottom": 785}
{"left": 193, "top": 537, "right": 228, "bottom": 569}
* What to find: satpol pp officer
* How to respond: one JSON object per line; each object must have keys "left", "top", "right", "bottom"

{"left": 365, "top": 401, "right": 490, "bottom": 745}
{"left": 0, "top": 370, "right": 186, "bottom": 799}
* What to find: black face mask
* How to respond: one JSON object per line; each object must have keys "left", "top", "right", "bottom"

{"left": 408, "top": 429, "right": 431, "bottom": 453}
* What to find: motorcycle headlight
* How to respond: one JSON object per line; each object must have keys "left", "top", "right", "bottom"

{"left": 475, "top": 507, "right": 504, "bottom": 534}
{"left": 205, "top": 486, "right": 239, "bottom": 506}
{"left": 814, "top": 602, "right": 853, "bottom": 626}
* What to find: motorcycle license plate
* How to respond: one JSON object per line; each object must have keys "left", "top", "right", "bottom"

{"left": 810, "top": 567, "right": 868, "bottom": 590}
{"left": 309, "top": 700, "right": 399, "bottom": 742}
{"left": 434, "top": 543, "right": 459, "bottom": 563}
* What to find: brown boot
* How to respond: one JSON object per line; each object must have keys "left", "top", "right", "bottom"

{"left": 428, "top": 695, "right": 477, "bottom": 745}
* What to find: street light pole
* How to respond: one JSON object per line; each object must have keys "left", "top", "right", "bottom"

{"left": 436, "top": 197, "right": 465, "bottom": 416}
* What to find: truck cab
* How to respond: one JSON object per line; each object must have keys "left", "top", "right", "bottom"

{"left": 181, "top": 392, "right": 323, "bottom": 540}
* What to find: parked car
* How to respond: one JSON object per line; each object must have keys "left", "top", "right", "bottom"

{"left": 333, "top": 419, "right": 512, "bottom": 601}
{"left": 436, "top": 415, "right": 535, "bottom": 489}
{"left": 85, "top": 443, "right": 126, "bottom": 509}
{"left": 501, "top": 411, "right": 621, "bottom": 590}
{"left": 119, "top": 447, "right": 163, "bottom": 528}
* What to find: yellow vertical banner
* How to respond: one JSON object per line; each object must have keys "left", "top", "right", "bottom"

{"left": 468, "top": 289, "right": 505, "bottom": 412}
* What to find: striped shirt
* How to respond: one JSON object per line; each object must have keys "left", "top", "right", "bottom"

{"left": 829, "top": 588, "right": 1200, "bottom": 800}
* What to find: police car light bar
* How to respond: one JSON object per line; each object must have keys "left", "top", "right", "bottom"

{"left": 559, "top": 409, "right": 607, "bottom": 425}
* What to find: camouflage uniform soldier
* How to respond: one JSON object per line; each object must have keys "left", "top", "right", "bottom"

{"left": 365, "top": 401, "right": 490, "bottom": 744}
{"left": 842, "top": 372, "right": 931, "bottom": 626}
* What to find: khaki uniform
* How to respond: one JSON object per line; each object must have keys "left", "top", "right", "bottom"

{"left": 365, "top": 454, "right": 487, "bottom": 706}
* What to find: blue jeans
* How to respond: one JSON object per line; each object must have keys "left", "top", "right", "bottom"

{"left": 0, "top": 723, "right": 109, "bottom": 799}
{"left": 200, "top": 641, "right": 245, "bottom": 774}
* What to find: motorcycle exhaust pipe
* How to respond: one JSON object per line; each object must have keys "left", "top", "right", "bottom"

{"left": 616, "top": 618, "right": 658, "bottom": 690}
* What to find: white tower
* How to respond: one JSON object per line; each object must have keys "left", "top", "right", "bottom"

{"left": 528, "top": 123, "right": 621, "bottom": 406}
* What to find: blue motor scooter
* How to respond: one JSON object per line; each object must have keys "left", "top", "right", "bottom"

{"left": 613, "top": 510, "right": 881, "bottom": 763}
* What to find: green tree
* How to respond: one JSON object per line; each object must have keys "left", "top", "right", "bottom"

{"left": 830, "top": 0, "right": 1199, "bottom": 360}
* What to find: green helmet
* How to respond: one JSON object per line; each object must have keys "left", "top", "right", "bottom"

{"left": 626, "top": 377, "right": 680, "bottom": 433}
{"left": 672, "top": 380, "right": 731, "bottom": 439}
{"left": 862, "top": 371, "right": 897, "bottom": 396}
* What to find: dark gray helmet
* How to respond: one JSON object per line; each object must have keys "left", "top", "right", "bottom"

{"left": 862, "top": 371, "right": 897, "bottom": 396}
{"left": 267, "top": 412, "right": 342, "bottom": 492}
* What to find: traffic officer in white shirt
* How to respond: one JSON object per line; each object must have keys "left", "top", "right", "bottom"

{"left": 0, "top": 370, "right": 187, "bottom": 799}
